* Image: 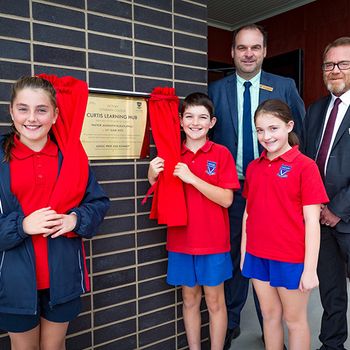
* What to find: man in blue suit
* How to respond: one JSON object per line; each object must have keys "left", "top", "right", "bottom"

{"left": 208, "top": 24, "right": 305, "bottom": 350}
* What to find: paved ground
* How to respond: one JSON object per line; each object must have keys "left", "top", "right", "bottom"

{"left": 229, "top": 283, "right": 350, "bottom": 349}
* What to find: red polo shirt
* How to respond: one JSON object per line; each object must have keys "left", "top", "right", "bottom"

{"left": 167, "top": 141, "right": 240, "bottom": 255}
{"left": 10, "top": 136, "right": 58, "bottom": 289}
{"left": 243, "top": 146, "right": 329, "bottom": 263}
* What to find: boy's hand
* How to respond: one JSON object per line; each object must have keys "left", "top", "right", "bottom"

{"left": 173, "top": 162, "right": 195, "bottom": 184}
{"left": 148, "top": 157, "right": 164, "bottom": 185}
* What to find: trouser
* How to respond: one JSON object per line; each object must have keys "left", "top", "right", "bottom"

{"left": 318, "top": 227, "right": 350, "bottom": 350}
{"left": 225, "top": 187, "right": 263, "bottom": 330}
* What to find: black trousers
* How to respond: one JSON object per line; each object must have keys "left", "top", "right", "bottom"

{"left": 225, "top": 187, "right": 263, "bottom": 330}
{"left": 318, "top": 226, "right": 350, "bottom": 350}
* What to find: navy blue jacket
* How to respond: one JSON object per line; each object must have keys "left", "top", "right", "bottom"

{"left": 208, "top": 70, "right": 305, "bottom": 158}
{"left": 0, "top": 138, "right": 110, "bottom": 315}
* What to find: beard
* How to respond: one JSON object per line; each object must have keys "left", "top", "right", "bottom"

{"left": 326, "top": 80, "right": 346, "bottom": 95}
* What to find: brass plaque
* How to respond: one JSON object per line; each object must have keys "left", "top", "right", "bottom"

{"left": 81, "top": 92, "right": 149, "bottom": 159}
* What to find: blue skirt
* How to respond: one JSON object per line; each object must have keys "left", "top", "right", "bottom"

{"left": 242, "top": 252, "right": 304, "bottom": 290}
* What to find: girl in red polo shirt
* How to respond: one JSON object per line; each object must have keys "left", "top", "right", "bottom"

{"left": 148, "top": 93, "right": 240, "bottom": 350}
{"left": 0, "top": 76, "right": 109, "bottom": 350}
{"left": 241, "top": 99, "right": 328, "bottom": 350}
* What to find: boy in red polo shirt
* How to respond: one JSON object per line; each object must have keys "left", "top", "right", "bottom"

{"left": 148, "top": 92, "right": 240, "bottom": 350}
{"left": 241, "top": 99, "right": 328, "bottom": 350}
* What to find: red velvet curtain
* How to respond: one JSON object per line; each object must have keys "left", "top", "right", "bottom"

{"left": 147, "top": 87, "right": 187, "bottom": 227}
{"left": 38, "top": 74, "right": 89, "bottom": 237}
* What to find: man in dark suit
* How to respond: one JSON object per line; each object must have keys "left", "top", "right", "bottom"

{"left": 208, "top": 24, "right": 305, "bottom": 350}
{"left": 304, "top": 37, "right": 350, "bottom": 350}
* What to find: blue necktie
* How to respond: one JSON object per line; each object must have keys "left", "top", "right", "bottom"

{"left": 243, "top": 81, "right": 253, "bottom": 175}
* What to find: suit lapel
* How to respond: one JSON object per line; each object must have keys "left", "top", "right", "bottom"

{"left": 258, "top": 72, "right": 274, "bottom": 153}
{"left": 259, "top": 71, "right": 273, "bottom": 103}
{"left": 225, "top": 74, "right": 238, "bottom": 138}
{"left": 332, "top": 104, "right": 350, "bottom": 150}
{"left": 314, "top": 97, "right": 331, "bottom": 151}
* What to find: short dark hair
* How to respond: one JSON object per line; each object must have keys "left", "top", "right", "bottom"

{"left": 323, "top": 37, "right": 350, "bottom": 60}
{"left": 254, "top": 99, "right": 299, "bottom": 146}
{"left": 232, "top": 24, "right": 267, "bottom": 48}
{"left": 181, "top": 92, "right": 215, "bottom": 119}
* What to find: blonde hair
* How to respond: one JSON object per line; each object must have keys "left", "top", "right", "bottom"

{"left": 323, "top": 37, "right": 350, "bottom": 60}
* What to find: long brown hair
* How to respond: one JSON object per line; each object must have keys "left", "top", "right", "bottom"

{"left": 4, "top": 76, "right": 57, "bottom": 161}
{"left": 254, "top": 99, "right": 299, "bottom": 146}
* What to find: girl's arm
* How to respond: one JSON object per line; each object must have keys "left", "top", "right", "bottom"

{"left": 0, "top": 209, "right": 63, "bottom": 250}
{"left": 173, "top": 162, "right": 233, "bottom": 208}
{"left": 299, "top": 204, "right": 321, "bottom": 292}
{"left": 0, "top": 212, "right": 29, "bottom": 251}
{"left": 240, "top": 207, "right": 248, "bottom": 270}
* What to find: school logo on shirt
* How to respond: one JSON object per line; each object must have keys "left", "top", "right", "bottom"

{"left": 206, "top": 161, "right": 217, "bottom": 175}
{"left": 277, "top": 164, "right": 292, "bottom": 178}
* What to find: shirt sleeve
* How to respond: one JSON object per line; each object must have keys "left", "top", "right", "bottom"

{"left": 301, "top": 161, "right": 329, "bottom": 206}
{"left": 217, "top": 146, "right": 240, "bottom": 190}
{"left": 242, "top": 163, "right": 253, "bottom": 199}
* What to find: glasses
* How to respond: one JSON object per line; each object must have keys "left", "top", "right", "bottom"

{"left": 322, "top": 61, "right": 350, "bottom": 71}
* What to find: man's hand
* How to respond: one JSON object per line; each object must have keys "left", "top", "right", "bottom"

{"left": 320, "top": 205, "right": 341, "bottom": 227}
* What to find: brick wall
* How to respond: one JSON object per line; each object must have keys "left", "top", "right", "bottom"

{"left": 0, "top": 0, "right": 208, "bottom": 349}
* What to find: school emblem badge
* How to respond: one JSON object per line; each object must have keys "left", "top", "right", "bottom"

{"left": 206, "top": 161, "right": 217, "bottom": 175}
{"left": 277, "top": 164, "right": 292, "bottom": 178}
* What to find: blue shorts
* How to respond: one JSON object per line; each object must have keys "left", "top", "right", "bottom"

{"left": 0, "top": 289, "right": 81, "bottom": 333}
{"left": 167, "top": 252, "right": 232, "bottom": 287}
{"left": 242, "top": 252, "right": 304, "bottom": 290}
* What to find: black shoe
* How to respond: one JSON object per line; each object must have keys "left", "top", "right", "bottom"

{"left": 223, "top": 326, "right": 241, "bottom": 350}
{"left": 261, "top": 334, "right": 287, "bottom": 350}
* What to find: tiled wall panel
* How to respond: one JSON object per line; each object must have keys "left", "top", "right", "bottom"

{"left": 0, "top": 1, "right": 208, "bottom": 348}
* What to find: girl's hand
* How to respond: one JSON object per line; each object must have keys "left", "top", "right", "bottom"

{"left": 44, "top": 213, "right": 78, "bottom": 238}
{"left": 148, "top": 157, "right": 165, "bottom": 185}
{"left": 240, "top": 253, "right": 245, "bottom": 271}
{"left": 23, "top": 207, "right": 63, "bottom": 236}
{"left": 173, "top": 162, "right": 195, "bottom": 184}
{"left": 299, "top": 270, "right": 319, "bottom": 292}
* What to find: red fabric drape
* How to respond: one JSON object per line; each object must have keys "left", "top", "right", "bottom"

{"left": 37, "top": 74, "right": 89, "bottom": 237}
{"left": 146, "top": 87, "right": 187, "bottom": 227}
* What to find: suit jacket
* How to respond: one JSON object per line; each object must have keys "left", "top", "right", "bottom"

{"left": 208, "top": 70, "right": 305, "bottom": 160}
{"left": 304, "top": 95, "right": 350, "bottom": 233}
